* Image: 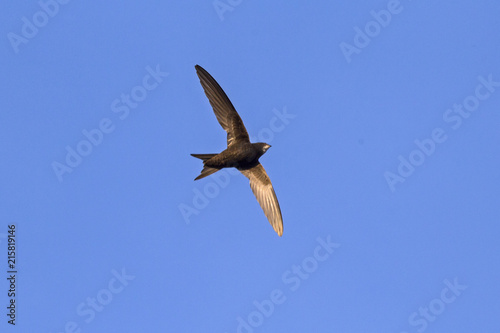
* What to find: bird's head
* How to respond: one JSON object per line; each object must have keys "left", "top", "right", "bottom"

{"left": 257, "top": 143, "right": 271, "bottom": 153}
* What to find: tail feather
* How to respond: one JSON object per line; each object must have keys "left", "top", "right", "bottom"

{"left": 191, "top": 153, "right": 216, "bottom": 161}
{"left": 191, "top": 153, "right": 219, "bottom": 180}
{"left": 194, "top": 166, "right": 219, "bottom": 180}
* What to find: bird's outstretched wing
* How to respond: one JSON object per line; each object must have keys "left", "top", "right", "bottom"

{"left": 239, "top": 163, "right": 283, "bottom": 236}
{"left": 195, "top": 65, "right": 250, "bottom": 147}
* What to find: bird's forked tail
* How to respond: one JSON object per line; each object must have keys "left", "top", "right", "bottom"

{"left": 191, "top": 154, "right": 219, "bottom": 180}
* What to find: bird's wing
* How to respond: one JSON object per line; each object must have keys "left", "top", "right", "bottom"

{"left": 195, "top": 65, "right": 250, "bottom": 147}
{"left": 240, "top": 163, "right": 283, "bottom": 236}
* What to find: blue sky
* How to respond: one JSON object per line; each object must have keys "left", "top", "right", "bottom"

{"left": 1, "top": 1, "right": 500, "bottom": 332}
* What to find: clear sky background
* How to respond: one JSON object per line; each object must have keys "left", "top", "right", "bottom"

{"left": 1, "top": 1, "right": 499, "bottom": 332}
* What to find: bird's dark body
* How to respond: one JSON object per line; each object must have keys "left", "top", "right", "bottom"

{"left": 205, "top": 143, "right": 267, "bottom": 170}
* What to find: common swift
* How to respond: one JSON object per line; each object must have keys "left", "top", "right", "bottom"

{"left": 191, "top": 65, "right": 283, "bottom": 237}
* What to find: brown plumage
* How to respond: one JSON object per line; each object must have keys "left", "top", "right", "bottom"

{"left": 191, "top": 65, "right": 283, "bottom": 237}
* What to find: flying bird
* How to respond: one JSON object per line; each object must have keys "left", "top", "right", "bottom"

{"left": 191, "top": 65, "right": 283, "bottom": 237}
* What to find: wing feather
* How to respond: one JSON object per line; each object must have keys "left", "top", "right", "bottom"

{"left": 240, "top": 164, "right": 283, "bottom": 236}
{"left": 195, "top": 65, "right": 250, "bottom": 146}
